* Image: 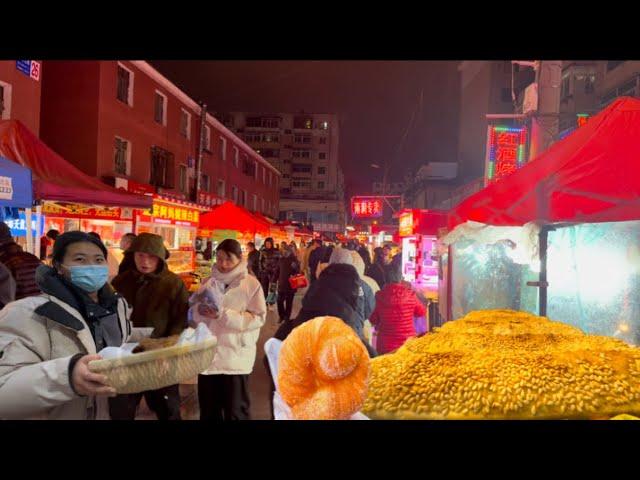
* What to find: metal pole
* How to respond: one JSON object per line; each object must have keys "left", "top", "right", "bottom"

{"left": 25, "top": 208, "right": 33, "bottom": 255}
{"left": 539, "top": 226, "right": 549, "bottom": 317}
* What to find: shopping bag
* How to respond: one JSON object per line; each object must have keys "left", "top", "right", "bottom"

{"left": 288, "top": 273, "right": 308, "bottom": 290}
{"left": 266, "top": 283, "right": 278, "bottom": 305}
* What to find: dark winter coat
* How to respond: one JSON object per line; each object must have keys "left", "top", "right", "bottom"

{"left": 275, "top": 254, "right": 300, "bottom": 294}
{"left": 0, "top": 241, "right": 42, "bottom": 300}
{"left": 358, "top": 279, "right": 375, "bottom": 321}
{"left": 248, "top": 249, "right": 261, "bottom": 277}
{"left": 308, "top": 245, "right": 325, "bottom": 281}
{"left": 370, "top": 282, "right": 426, "bottom": 354}
{"left": 259, "top": 247, "right": 281, "bottom": 283}
{"left": 274, "top": 263, "right": 377, "bottom": 357}
{"left": 111, "top": 235, "right": 188, "bottom": 338}
{"left": 366, "top": 262, "right": 386, "bottom": 290}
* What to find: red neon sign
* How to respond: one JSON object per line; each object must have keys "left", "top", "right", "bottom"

{"left": 485, "top": 126, "right": 527, "bottom": 185}
{"left": 351, "top": 197, "right": 383, "bottom": 218}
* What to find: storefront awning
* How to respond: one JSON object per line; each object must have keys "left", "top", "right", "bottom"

{"left": 0, "top": 120, "right": 152, "bottom": 209}
{"left": 449, "top": 97, "right": 640, "bottom": 229}
{"left": 199, "top": 201, "right": 270, "bottom": 234}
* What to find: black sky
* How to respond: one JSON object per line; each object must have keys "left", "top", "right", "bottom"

{"left": 151, "top": 61, "right": 461, "bottom": 196}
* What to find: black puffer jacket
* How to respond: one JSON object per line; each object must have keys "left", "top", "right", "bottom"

{"left": 274, "top": 263, "right": 377, "bottom": 357}
{"left": 259, "top": 240, "right": 281, "bottom": 283}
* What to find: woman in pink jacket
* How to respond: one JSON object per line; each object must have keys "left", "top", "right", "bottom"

{"left": 369, "top": 266, "right": 426, "bottom": 355}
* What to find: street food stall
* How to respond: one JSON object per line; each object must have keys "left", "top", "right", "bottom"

{"left": 441, "top": 97, "right": 640, "bottom": 345}
{"left": 0, "top": 120, "right": 152, "bottom": 257}
{"left": 398, "top": 209, "right": 447, "bottom": 300}
{"left": 0, "top": 154, "right": 35, "bottom": 250}
{"left": 134, "top": 195, "right": 203, "bottom": 275}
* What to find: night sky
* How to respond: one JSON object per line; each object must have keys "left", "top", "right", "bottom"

{"left": 151, "top": 61, "right": 461, "bottom": 196}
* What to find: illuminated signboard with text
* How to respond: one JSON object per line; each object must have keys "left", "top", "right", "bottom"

{"left": 484, "top": 125, "right": 527, "bottom": 185}
{"left": 351, "top": 197, "right": 383, "bottom": 218}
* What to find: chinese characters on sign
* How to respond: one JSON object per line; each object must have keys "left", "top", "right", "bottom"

{"left": 0, "top": 176, "right": 13, "bottom": 200}
{"left": 485, "top": 125, "right": 528, "bottom": 185}
{"left": 42, "top": 202, "right": 122, "bottom": 220}
{"left": 149, "top": 202, "right": 200, "bottom": 226}
{"left": 399, "top": 211, "right": 414, "bottom": 237}
{"left": 351, "top": 197, "right": 384, "bottom": 218}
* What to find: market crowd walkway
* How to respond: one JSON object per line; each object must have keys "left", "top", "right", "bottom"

{"left": 135, "top": 290, "right": 305, "bottom": 420}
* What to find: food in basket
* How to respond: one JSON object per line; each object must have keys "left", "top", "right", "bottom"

{"left": 132, "top": 335, "right": 181, "bottom": 353}
{"left": 362, "top": 309, "right": 640, "bottom": 419}
{"left": 278, "top": 316, "right": 370, "bottom": 420}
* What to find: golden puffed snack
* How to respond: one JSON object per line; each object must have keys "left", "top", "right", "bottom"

{"left": 362, "top": 309, "right": 640, "bottom": 420}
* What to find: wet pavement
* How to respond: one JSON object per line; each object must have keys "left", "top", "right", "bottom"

{"left": 135, "top": 290, "right": 304, "bottom": 420}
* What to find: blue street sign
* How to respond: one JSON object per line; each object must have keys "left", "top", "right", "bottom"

{"left": 16, "top": 60, "right": 31, "bottom": 76}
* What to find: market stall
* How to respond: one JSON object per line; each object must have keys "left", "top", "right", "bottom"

{"left": 198, "top": 201, "right": 270, "bottom": 263}
{"left": 398, "top": 209, "right": 447, "bottom": 299}
{"left": 134, "top": 195, "right": 204, "bottom": 275}
{"left": 440, "top": 97, "right": 640, "bottom": 344}
{"left": 0, "top": 120, "right": 152, "bottom": 256}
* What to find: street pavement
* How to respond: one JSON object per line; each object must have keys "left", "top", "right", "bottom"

{"left": 135, "top": 290, "right": 304, "bottom": 420}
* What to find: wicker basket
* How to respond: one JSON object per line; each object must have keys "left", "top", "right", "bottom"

{"left": 88, "top": 338, "right": 217, "bottom": 394}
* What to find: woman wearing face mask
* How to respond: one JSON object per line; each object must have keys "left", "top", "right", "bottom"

{"left": 192, "top": 239, "right": 267, "bottom": 420}
{"left": 0, "top": 231, "right": 131, "bottom": 420}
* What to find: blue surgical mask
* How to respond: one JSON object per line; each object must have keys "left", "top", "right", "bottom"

{"left": 64, "top": 265, "right": 109, "bottom": 293}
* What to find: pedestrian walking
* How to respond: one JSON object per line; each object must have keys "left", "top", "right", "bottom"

{"left": 0, "top": 222, "right": 42, "bottom": 300}
{"left": 275, "top": 245, "right": 301, "bottom": 323}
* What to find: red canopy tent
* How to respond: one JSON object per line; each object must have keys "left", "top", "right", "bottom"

{"left": 199, "top": 201, "right": 270, "bottom": 235}
{"left": 0, "top": 120, "right": 151, "bottom": 208}
{"left": 448, "top": 97, "right": 640, "bottom": 230}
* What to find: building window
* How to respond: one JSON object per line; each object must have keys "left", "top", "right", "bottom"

{"left": 116, "top": 63, "right": 134, "bottom": 106}
{"left": 203, "top": 125, "right": 211, "bottom": 151}
{"left": 246, "top": 116, "right": 280, "bottom": 129}
{"left": 253, "top": 194, "right": 258, "bottom": 211}
{"left": 154, "top": 91, "right": 167, "bottom": 125}
{"left": 319, "top": 152, "right": 327, "bottom": 160}
{"left": 0, "top": 81, "right": 12, "bottom": 120}
{"left": 179, "top": 109, "right": 192, "bottom": 139}
{"left": 584, "top": 74, "right": 596, "bottom": 94}
{"left": 114, "top": 137, "right": 131, "bottom": 176}
{"left": 292, "top": 150, "right": 311, "bottom": 159}
{"left": 607, "top": 61, "right": 625, "bottom": 72}
{"left": 293, "top": 116, "right": 313, "bottom": 129}
{"left": 292, "top": 178, "right": 312, "bottom": 188}
{"left": 232, "top": 185, "right": 238, "bottom": 204}
{"left": 259, "top": 149, "right": 280, "bottom": 158}
{"left": 217, "top": 179, "right": 225, "bottom": 198}
{"left": 319, "top": 121, "right": 329, "bottom": 130}
{"left": 179, "top": 164, "right": 188, "bottom": 195}
{"left": 292, "top": 163, "right": 312, "bottom": 173}
{"left": 201, "top": 174, "right": 210, "bottom": 192}
{"left": 317, "top": 166, "right": 326, "bottom": 175}
{"left": 319, "top": 137, "right": 327, "bottom": 145}
{"left": 561, "top": 74, "right": 571, "bottom": 99}
{"left": 240, "top": 189, "right": 247, "bottom": 207}
{"left": 242, "top": 155, "right": 256, "bottom": 177}
{"left": 294, "top": 134, "right": 312, "bottom": 144}
{"left": 317, "top": 181, "right": 325, "bottom": 190}
{"left": 263, "top": 133, "right": 279, "bottom": 143}
{"left": 150, "top": 146, "right": 175, "bottom": 188}
{"left": 261, "top": 198, "right": 266, "bottom": 212}
{"left": 269, "top": 172, "right": 272, "bottom": 187}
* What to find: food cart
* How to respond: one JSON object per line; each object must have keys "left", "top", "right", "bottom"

{"left": 441, "top": 97, "right": 640, "bottom": 344}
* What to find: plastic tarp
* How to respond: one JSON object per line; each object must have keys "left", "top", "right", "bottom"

{"left": 449, "top": 97, "right": 640, "bottom": 229}
{"left": 410, "top": 210, "right": 448, "bottom": 236}
{"left": 0, "top": 120, "right": 152, "bottom": 208}
{"left": 0, "top": 155, "right": 32, "bottom": 208}
{"left": 199, "top": 201, "right": 270, "bottom": 235}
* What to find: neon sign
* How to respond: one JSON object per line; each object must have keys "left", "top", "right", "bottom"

{"left": 485, "top": 125, "right": 527, "bottom": 185}
{"left": 351, "top": 197, "right": 383, "bottom": 218}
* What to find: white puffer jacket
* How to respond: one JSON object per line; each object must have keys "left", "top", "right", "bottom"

{"left": 197, "top": 260, "right": 267, "bottom": 375}
{"left": 0, "top": 293, "right": 131, "bottom": 420}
